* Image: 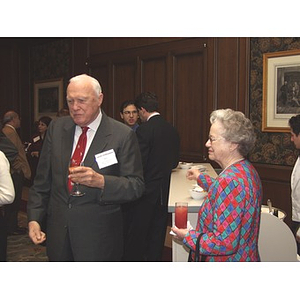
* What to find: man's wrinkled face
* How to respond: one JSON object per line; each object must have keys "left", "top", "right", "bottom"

{"left": 67, "top": 79, "right": 103, "bottom": 127}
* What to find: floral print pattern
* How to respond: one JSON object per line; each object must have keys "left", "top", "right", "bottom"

{"left": 249, "top": 37, "right": 300, "bottom": 166}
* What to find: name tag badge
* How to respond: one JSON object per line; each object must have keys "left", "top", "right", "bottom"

{"left": 95, "top": 149, "right": 118, "bottom": 169}
{"left": 33, "top": 136, "right": 41, "bottom": 143}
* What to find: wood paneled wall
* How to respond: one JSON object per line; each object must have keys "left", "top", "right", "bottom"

{"left": 254, "top": 163, "right": 292, "bottom": 227}
{"left": 0, "top": 42, "right": 22, "bottom": 116}
{"left": 86, "top": 37, "right": 249, "bottom": 162}
{"left": 212, "top": 38, "right": 250, "bottom": 114}
{"left": 87, "top": 38, "right": 207, "bottom": 161}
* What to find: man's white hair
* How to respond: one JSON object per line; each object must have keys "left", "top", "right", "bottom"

{"left": 69, "top": 74, "right": 102, "bottom": 95}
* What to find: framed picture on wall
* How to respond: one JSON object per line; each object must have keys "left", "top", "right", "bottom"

{"left": 262, "top": 49, "right": 300, "bottom": 132}
{"left": 34, "top": 78, "right": 64, "bottom": 121}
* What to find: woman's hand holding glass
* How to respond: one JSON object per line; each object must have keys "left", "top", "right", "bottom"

{"left": 171, "top": 227, "right": 189, "bottom": 241}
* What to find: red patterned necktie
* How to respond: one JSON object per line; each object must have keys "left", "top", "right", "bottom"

{"left": 68, "top": 126, "right": 89, "bottom": 192}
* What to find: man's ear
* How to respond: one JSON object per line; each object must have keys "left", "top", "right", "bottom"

{"left": 120, "top": 112, "right": 124, "bottom": 120}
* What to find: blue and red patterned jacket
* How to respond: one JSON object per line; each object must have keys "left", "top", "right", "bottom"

{"left": 183, "top": 159, "right": 262, "bottom": 261}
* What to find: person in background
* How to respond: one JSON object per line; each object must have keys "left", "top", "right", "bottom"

{"left": 119, "top": 100, "right": 140, "bottom": 246}
{"left": 0, "top": 131, "right": 18, "bottom": 166}
{"left": 57, "top": 108, "right": 69, "bottom": 117}
{"left": 123, "top": 92, "right": 180, "bottom": 261}
{"left": 0, "top": 150, "right": 15, "bottom": 261}
{"left": 172, "top": 108, "right": 262, "bottom": 261}
{"left": 288, "top": 114, "right": 300, "bottom": 255}
{"left": 27, "top": 74, "right": 144, "bottom": 261}
{"left": 2, "top": 111, "right": 31, "bottom": 235}
{"left": 27, "top": 116, "right": 52, "bottom": 183}
{"left": 119, "top": 100, "right": 139, "bottom": 131}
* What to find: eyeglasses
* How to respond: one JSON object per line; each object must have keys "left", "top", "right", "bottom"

{"left": 123, "top": 111, "right": 138, "bottom": 115}
{"left": 207, "top": 136, "right": 224, "bottom": 143}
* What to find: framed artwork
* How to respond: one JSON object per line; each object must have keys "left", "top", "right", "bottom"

{"left": 34, "top": 78, "right": 64, "bottom": 120}
{"left": 262, "top": 49, "right": 300, "bottom": 132}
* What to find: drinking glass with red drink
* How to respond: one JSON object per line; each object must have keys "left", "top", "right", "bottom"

{"left": 69, "top": 158, "right": 85, "bottom": 196}
{"left": 175, "top": 202, "right": 188, "bottom": 229}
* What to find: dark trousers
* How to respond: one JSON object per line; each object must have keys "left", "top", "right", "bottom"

{"left": 122, "top": 198, "right": 168, "bottom": 262}
{"left": 49, "top": 230, "right": 74, "bottom": 262}
{"left": 0, "top": 208, "right": 7, "bottom": 261}
{"left": 4, "top": 172, "right": 24, "bottom": 233}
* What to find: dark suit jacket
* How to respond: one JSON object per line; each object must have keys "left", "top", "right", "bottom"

{"left": 27, "top": 111, "right": 144, "bottom": 261}
{"left": 136, "top": 114, "right": 180, "bottom": 205}
{"left": 0, "top": 132, "right": 18, "bottom": 165}
{"left": 2, "top": 127, "right": 31, "bottom": 179}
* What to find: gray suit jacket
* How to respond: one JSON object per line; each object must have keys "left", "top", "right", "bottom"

{"left": 27, "top": 111, "right": 144, "bottom": 261}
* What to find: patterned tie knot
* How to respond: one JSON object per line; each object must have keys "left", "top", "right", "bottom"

{"left": 81, "top": 126, "right": 89, "bottom": 134}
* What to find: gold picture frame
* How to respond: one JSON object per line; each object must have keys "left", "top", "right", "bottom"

{"left": 262, "top": 49, "right": 300, "bottom": 132}
{"left": 34, "top": 78, "right": 64, "bottom": 121}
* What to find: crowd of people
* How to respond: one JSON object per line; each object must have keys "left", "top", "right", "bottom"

{"left": 0, "top": 73, "right": 299, "bottom": 262}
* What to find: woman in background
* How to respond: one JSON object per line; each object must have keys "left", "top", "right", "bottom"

{"left": 172, "top": 108, "right": 262, "bottom": 261}
{"left": 27, "top": 116, "right": 52, "bottom": 183}
{"left": 0, "top": 150, "right": 15, "bottom": 261}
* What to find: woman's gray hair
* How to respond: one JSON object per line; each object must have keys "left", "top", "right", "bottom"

{"left": 69, "top": 74, "right": 102, "bottom": 96}
{"left": 210, "top": 108, "right": 256, "bottom": 156}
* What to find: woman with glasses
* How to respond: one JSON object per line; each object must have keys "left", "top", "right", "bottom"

{"left": 172, "top": 108, "right": 262, "bottom": 261}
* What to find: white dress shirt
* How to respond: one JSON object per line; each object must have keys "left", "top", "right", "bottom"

{"left": 147, "top": 112, "right": 160, "bottom": 121}
{"left": 0, "top": 150, "right": 15, "bottom": 206}
{"left": 291, "top": 156, "right": 300, "bottom": 222}
{"left": 71, "top": 110, "right": 102, "bottom": 161}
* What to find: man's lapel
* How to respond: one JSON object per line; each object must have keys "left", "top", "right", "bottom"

{"left": 84, "top": 112, "right": 112, "bottom": 168}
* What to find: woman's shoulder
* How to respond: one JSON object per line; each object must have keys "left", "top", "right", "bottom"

{"left": 220, "top": 160, "right": 261, "bottom": 185}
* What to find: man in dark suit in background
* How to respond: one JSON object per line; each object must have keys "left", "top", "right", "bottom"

{"left": 27, "top": 74, "right": 144, "bottom": 261}
{"left": 123, "top": 92, "right": 180, "bottom": 261}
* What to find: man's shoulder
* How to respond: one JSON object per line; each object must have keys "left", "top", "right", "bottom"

{"left": 106, "top": 115, "right": 132, "bottom": 133}
{"left": 2, "top": 125, "right": 14, "bottom": 134}
{"left": 150, "top": 115, "right": 178, "bottom": 131}
{"left": 51, "top": 116, "right": 74, "bottom": 129}
{"left": 2, "top": 125, "right": 18, "bottom": 140}
{"left": 138, "top": 115, "right": 174, "bottom": 131}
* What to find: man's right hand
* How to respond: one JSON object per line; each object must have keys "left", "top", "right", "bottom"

{"left": 28, "top": 221, "right": 46, "bottom": 244}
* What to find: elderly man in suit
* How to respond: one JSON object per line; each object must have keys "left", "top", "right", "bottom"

{"left": 27, "top": 74, "right": 144, "bottom": 261}
{"left": 2, "top": 111, "right": 31, "bottom": 235}
{"left": 123, "top": 92, "right": 180, "bottom": 261}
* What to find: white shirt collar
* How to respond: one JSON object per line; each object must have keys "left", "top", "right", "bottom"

{"left": 147, "top": 112, "right": 160, "bottom": 121}
{"left": 75, "top": 109, "right": 102, "bottom": 133}
{"left": 4, "top": 124, "right": 16, "bottom": 132}
{"left": 72, "top": 110, "right": 102, "bottom": 158}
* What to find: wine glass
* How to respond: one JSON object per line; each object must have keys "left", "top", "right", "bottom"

{"left": 69, "top": 158, "right": 85, "bottom": 197}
